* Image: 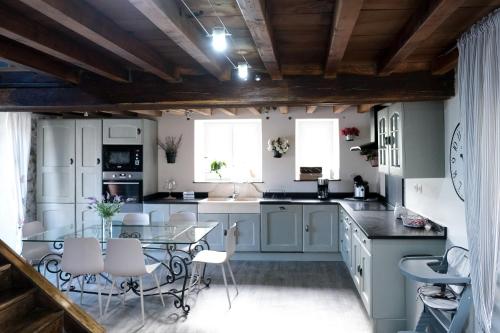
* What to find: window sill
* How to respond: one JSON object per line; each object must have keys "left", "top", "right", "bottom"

{"left": 294, "top": 179, "right": 341, "bottom": 182}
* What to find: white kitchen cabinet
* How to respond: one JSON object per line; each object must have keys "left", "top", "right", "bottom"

{"left": 143, "top": 204, "right": 170, "bottom": 224}
{"left": 198, "top": 213, "right": 228, "bottom": 251}
{"left": 170, "top": 204, "right": 198, "bottom": 216}
{"left": 377, "top": 101, "right": 444, "bottom": 178}
{"left": 75, "top": 203, "right": 100, "bottom": 230}
{"left": 75, "top": 120, "right": 102, "bottom": 203}
{"left": 261, "top": 205, "right": 303, "bottom": 252}
{"left": 303, "top": 205, "right": 339, "bottom": 252}
{"left": 36, "top": 119, "right": 75, "bottom": 203}
{"left": 358, "top": 235, "right": 372, "bottom": 315}
{"left": 103, "top": 119, "right": 143, "bottom": 145}
{"left": 37, "top": 203, "right": 75, "bottom": 230}
{"left": 229, "top": 214, "right": 260, "bottom": 252}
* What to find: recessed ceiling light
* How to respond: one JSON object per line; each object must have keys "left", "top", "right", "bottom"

{"left": 211, "top": 27, "right": 227, "bottom": 52}
{"left": 238, "top": 62, "right": 248, "bottom": 80}
{"left": 255, "top": 74, "right": 261, "bottom": 82}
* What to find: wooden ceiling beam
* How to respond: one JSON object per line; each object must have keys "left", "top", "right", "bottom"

{"left": 236, "top": 0, "right": 282, "bottom": 80}
{"left": 242, "top": 107, "right": 261, "bottom": 115}
{"left": 278, "top": 106, "right": 288, "bottom": 114}
{"left": 0, "top": 7, "right": 129, "bottom": 82}
{"left": 129, "top": 0, "right": 229, "bottom": 81}
{"left": 431, "top": 48, "right": 458, "bottom": 75}
{"left": 19, "top": 0, "right": 178, "bottom": 82}
{"left": 188, "top": 108, "right": 212, "bottom": 116}
{"left": 0, "top": 37, "right": 79, "bottom": 84}
{"left": 324, "top": 0, "right": 364, "bottom": 79}
{"left": 357, "top": 104, "right": 376, "bottom": 113}
{"left": 130, "top": 110, "right": 163, "bottom": 117}
{"left": 214, "top": 108, "right": 236, "bottom": 116}
{"left": 333, "top": 105, "right": 350, "bottom": 114}
{"left": 306, "top": 105, "right": 317, "bottom": 114}
{"left": 378, "top": 0, "right": 464, "bottom": 76}
{"left": 100, "top": 110, "right": 138, "bottom": 117}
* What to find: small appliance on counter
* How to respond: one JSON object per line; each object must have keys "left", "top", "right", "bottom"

{"left": 317, "top": 178, "right": 329, "bottom": 199}
{"left": 353, "top": 175, "right": 369, "bottom": 199}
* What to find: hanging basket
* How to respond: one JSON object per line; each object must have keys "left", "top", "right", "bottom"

{"left": 166, "top": 152, "right": 177, "bottom": 164}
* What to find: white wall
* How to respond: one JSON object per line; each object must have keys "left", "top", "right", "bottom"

{"left": 157, "top": 106, "right": 378, "bottom": 197}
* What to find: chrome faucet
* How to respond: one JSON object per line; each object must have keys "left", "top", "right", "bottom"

{"left": 232, "top": 183, "right": 240, "bottom": 199}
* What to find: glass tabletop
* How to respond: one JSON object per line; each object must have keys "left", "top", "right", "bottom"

{"left": 23, "top": 221, "right": 219, "bottom": 245}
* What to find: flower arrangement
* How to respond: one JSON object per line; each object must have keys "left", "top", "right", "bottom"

{"left": 210, "top": 160, "right": 227, "bottom": 179}
{"left": 158, "top": 135, "right": 182, "bottom": 163}
{"left": 267, "top": 137, "right": 290, "bottom": 158}
{"left": 87, "top": 196, "right": 123, "bottom": 230}
{"left": 341, "top": 127, "right": 360, "bottom": 141}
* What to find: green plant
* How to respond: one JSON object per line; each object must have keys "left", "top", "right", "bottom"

{"left": 87, "top": 196, "right": 123, "bottom": 219}
{"left": 210, "top": 160, "right": 227, "bottom": 179}
{"left": 158, "top": 135, "right": 182, "bottom": 153}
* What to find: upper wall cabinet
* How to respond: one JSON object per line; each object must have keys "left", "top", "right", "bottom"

{"left": 103, "top": 119, "right": 143, "bottom": 145}
{"left": 37, "top": 119, "right": 76, "bottom": 203}
{"left": 377, "top": 102, "right": 444, "bottom": 178}
{"left": 75, "top": 120, "right": 102, "bottom": 203}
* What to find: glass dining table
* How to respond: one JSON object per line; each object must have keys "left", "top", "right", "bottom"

{"left": 23, "top": 221, "right": 219, "bottom": 314}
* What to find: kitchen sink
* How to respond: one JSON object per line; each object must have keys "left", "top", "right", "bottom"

{"left": 198, "top": 197, "right": 261, "bottom": 213}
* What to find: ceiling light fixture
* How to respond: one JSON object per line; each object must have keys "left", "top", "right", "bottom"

{"left": 255, "top": 74, "right": 261, "bottom": 82}
{"left": 212, "top": 27, "right": 227, "bottom": 52}
{"left": 238, "top": 62, "right": 248, "bottom": 80}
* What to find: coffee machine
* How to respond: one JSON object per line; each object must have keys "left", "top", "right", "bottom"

{"left": 317, "top": 178, "right": 329, "bottom": 199}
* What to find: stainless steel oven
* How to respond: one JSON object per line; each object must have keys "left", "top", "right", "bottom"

{"left": 102, "top": 172, "right": 143, "bottom": 212}
{"left": 102, "top": 145, "right": 142, "bottom": 172}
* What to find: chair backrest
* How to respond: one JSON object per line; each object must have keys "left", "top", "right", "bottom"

{"left": 168, "top": 212, "right": 197, "bottom": 225}
{"left": 104, "top": 238, "right": 147, "bottom": 276}
{"left": 225, "top": 223, "right": 237, "bottom": 257}
{"left": 123, "top": 213, "right": 150, "bottom": 226}
{"left": 445, "top": 246, "right": 470, "bottom": 294}
{"left": 22, "top": 221, "right": 44, "bottom": 237}
{"left": 61, "top": 238, "right": 104, "bottom": 275}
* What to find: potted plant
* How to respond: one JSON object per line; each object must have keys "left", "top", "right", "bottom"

{"left": 267, "top": 137, "right": 290, "bottom": 158}
{"left": 87, "top": 196, "right": 123, "bottom": 237}
{"left": 210, "top": 160, "right": 227, "bottom": 179}
{"left": 158, "top": 135, "right": 182, "bottom": 163}
{"left": 341, "top": 127, "right": 360, "bottom": 141}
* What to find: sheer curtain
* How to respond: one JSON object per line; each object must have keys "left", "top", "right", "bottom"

{"left": 458, "top": 9, "right": 500, "bottom": 333}
{"left": 0, "top": 112, "right": 31, "bottom": 252}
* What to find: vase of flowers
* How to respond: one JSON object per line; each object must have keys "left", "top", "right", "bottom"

{"left": 87, "top": 196, "right": 123, "bottom": 238}
{"left": 267, "top": 137, "right": 290, "bottom": 158}
{"left": 158, "top": 135, "right": 182, "bottom": 163}
{"left": 210, "top": 160, "right": 227, "bottom": 179}
{"left": 341, "top": 127, "right": 360, "bottom": 141}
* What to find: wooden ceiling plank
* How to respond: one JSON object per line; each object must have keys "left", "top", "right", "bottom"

{"left": 306, "top": 105, "right": 317, "bottom": 113}
{"left": 19, "top": 0, "right": 178, "bottom": 82}
{"left": 333, "top": 105, "right": 350, "bottom": 113}
{"left": 324, "top": 0, "right": 364, "bottom": 78}
{"left": 378, "top": 0, "right": 465, "bottom": 75}
{"left": 130, "top": 110, "right": 163, "bottom": 117}
{"left": 236, "top": 0, "right": 282, "bottom": 80}
{"left": 0, "top": 7, "right": 129, "bottom": 82}
{"left": 214, "top": 108, "right": 236, "bottom": 116}
{"left": 357, "top": 104, "right": 376, "bottom": 113}
{"left": 245, "top": 107, "right": 261, "bottom": 115}
{"left": 129, "top": 0, "right": 229, "bottom": 81}
{"left": 431, "top": 48, "right": 458, "bottom": 75}
{"left": 278, "top": 106, "right": 288, "bottom": 114}
{"left": 189, "top": 108, "right": 212, "bottom": 116}
{"left": 100, "top": 110, "right": 138, "bottom": 117}
{"left": 0, "top": 37, "right": 79, "bottom": 84}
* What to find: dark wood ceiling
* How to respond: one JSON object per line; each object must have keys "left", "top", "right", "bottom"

{"left": 0, "top": 0, "right": 498, "bottom": 115}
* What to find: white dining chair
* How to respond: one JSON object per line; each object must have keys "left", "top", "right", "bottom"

{"left": 104, "top": 238, "right": 165, "bottom": 325}
{"left": 123, "top": 213, "right": 150, "bottom": 226}
{"left": 21, "top": 221, "right": 51, "bottom": 265}
{"left": 188, "top": 223, "right": 239, "bottom": 309}
{"left": 61, "top": 238, "right": 104, "bottom": 316}
{"left": 168, "top": 211, "right": 197, "bottom": 225}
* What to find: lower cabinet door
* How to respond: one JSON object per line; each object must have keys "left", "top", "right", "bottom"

{"left": 37, "top": 203, "right": 75, "bottom": 230}
{"left": 198, "top": 213, "right": 228, "bottom": 251}
{"left": 359, "top": 241, "right": 372, "bottom": 316}
{"left": 303, "top": 205, "right": 339, "bottom": 252}
{"left": 143, "top": 204, "right": 170, "bottom": 224}
{"left": 170, "top": 204, "right": 197, "bottom": 216}
{"left": 75, "top": 204, "right": 100, "bottom": 230}
{"left": 261, "top": 205, "right": 303, "bottom": 252}
{"left": 351, "top": 233, "right": 362, "bottom": 291}
{"left": 229, "top": 214, "right": 260, "bottom": 252}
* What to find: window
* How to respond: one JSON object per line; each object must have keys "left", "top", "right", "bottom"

{"left": 194, "top": 119, "right": 262, "bottom": 182}
{"left": 295, "top": 119, "right": 340, "bottom": 180}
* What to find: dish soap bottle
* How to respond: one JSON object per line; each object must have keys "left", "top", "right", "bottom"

{"left": 394, "top": 202, "right": 406, "bottom": 220}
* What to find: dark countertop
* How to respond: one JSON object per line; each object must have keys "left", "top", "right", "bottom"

{"left": 143, "top": 192, "right": 207, "bottom": 204}
{"left": 143, "top": 192, "right": 446, "bottom": 240}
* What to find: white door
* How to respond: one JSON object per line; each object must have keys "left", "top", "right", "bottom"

{"left": 36, "top": 120, "right": 75, "bottom": 203}
{"left": 303, "top": 205, "right": 339, "bottom": 252}
{"left": 229, "top": 214, "right": 260, "bottom": 252}
{"left": 198, "top": 213, "right": 228, "bottom": 251}
{"left": 103, "top": 119, "right": 143, "bottom": 144}
{"left": 261, "top": 205, "right": 303, "bottom": 252}
{"left": 75, "top": 203, "right": 100, "bottom": 230}
{"left": 377, "top": 108, "right": 389, "bottom": 174}
{"left": 75, "top": 120, "right": 102, "bottom": 203}
{"left": 37, "top": 203, "right": 75, "bottom": 230}
{"left": 143, "top": 204, "right": 170, "bottom": 224}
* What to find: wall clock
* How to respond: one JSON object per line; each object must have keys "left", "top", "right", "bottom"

{"left": 450, "top": 123, "right": 465, "bottom": 201}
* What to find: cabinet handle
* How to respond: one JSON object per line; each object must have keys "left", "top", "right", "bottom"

{"left": 305, "top": 225, "right": 309, "bottom": 232}
{"left": 363, "top": 239, "right": 366, "bottom": 244}
{"left": 97, "top": 158, "right": 101, "bottom": 165}
{"left": 345, "top": 227, "right": 349, "bottom": 231}
{"left": 279, "top": 206, "right": 286, "bottom": 211}
{"left": 354, "top": 228, "right": 358, "bottom": 232}
{"left": 137, "top": 128, "right": 141, "bottom": 135}
{"left": 69, "top": 158, "right": 74, "bottom": 165}
{"left": 358, "top": 266, "right": 363, "bottom": 276}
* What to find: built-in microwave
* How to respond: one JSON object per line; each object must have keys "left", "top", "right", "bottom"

{"left": 102, "top": 145, "right": 142, "bottom": 172}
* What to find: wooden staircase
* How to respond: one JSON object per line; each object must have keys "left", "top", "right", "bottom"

{"left": 0, "top": 241, "right": 104, "bottom": 333}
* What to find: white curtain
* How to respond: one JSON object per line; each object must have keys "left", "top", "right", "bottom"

{"left": 0, "top": 112, "right": 31, "bottom": 252}
{"left": 458, "top": 9, "right": 500, "bottom": 333}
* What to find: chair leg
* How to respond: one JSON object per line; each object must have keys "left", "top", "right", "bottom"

{"left": 197, "top": 263, "right": 205, "bottom": 289}
{"left": 139, "top": 276, "right": 145, "bottom": 326}
{"left": 66, "top": 276, "right": 73, "bottom": 297}
{"left": 152, "top": 272, "right": 165, "bottom": 307}
{"left": 80, "top": 275, "right": 85, "bottom": 304}
{"left": 97, "top": 274, "right": 102, "bottom": 317}
{"left": 122, "top": 279, "right": 126, "bottom": 305}
{"left": 226, "top": 261, "right": 238, "bottom": 295}
{"left": 186, "top": 262, "right": 197, "bottom": 305}
{"left": 220, "top": 264, "right": 231, "bottom": 309}
{"left": 104, "top": 278, "right": 115, "bottom": 316}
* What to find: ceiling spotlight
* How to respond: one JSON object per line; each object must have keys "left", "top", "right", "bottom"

{"left": 185, "top": 110, "right": 192, "bottom": 120}
{"left": 254, "top": 74, "right": 261, "bottom": 82}
{"left": 84, "top": 112, "right": 89, "bottom": 117}
{"left": 238, "top": 62, "right": 248, "bottom": 80}
{"left": 211, "top": 27, "right": 227, "bottom": 52}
